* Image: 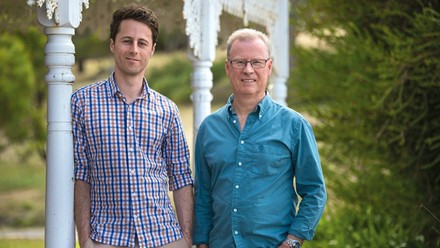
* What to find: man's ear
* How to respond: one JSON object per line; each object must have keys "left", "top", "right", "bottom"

{"left": 151, "top": 43, "right": 156, "bottom": 55}
{"left": 110, "top": 39, "right": 115, "bottom": 53}
{"left": 267, "top": 58, "right": 273, "bottom": 73}
{"left": 225, "top": 60, "right": 230, "bottom": 76}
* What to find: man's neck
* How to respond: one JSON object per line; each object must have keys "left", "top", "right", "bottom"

{"left": 114, "top": 73, "right": 145, "bottom": 103}
{"left": 232, "top": 93, "right": 265, "bottom": 130}
{"left": 232, "top": 93, "right": 265, "bottom": 116}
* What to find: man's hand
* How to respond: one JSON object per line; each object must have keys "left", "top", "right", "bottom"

{"left": 183, "top": 235, "right": 193, "bottom": 248}
{"left": 278, "top": 241, "right": 291, "bottom": 248}
{"left": 81, "top": 238, "right": 95, "bottom": 248}
{"left": 277, "top": 234, "right": 303, "bottom": 248}
{"left": 75, "top": 180, "right": 92, "bottom": 248}
{"left": 173, "top": 185, "right": 194, "bottom": 248}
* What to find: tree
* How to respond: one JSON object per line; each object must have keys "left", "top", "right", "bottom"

{"left": 0, "top": 33, "right": 37, "bottom": 149}
{"left": 290, "top": 0, "right": 440, "bottom": 246}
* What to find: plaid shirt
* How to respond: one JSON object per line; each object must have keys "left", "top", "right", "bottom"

{"left": 71, "top": 73, "right": 193, "bottom": 247}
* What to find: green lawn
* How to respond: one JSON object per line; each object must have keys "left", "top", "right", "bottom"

{"left": 0, "top": 145, "right": 46, "bottom": 228}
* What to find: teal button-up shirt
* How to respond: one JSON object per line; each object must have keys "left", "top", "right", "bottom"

{"left": 193, "top": 94, "right": 326, "bottom": 247}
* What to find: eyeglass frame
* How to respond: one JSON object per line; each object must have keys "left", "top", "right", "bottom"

{"left": 227, "top": 58, "right": 271, "bottom": 69}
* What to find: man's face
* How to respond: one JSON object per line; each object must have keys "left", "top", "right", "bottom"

{"left": 225, "top": 38, "right": 272, "bottom": 99}
{"left": 110, "top": 19, "right": 156, "bottom": 78}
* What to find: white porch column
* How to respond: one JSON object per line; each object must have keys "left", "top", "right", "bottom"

{"left": 183, "top": 0, "right": 222, "bottom": 140}
{"left": 189, "top": 57, "right": 214, "bottom": 138}
{"left": 269, "top": 0, "right": 289, "bottom": 106}
{"left": 37, "top": 1, "right": 88, "bottom": 247}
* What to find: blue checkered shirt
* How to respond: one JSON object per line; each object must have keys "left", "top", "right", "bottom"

{"left": 71, "top": 73, "right": 193, "bottom": 247}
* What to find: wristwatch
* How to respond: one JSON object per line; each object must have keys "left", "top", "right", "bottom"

{"left": 285, "top": 238, "right": 302, "bottom": 248}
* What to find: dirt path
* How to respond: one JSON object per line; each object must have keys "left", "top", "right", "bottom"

{"left": 0, "top": 227, "right": 44, "bottom": 239}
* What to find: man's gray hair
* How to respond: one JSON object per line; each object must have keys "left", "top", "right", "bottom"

{"left": 226, "top": 28, "right": 271, "bottom": 59}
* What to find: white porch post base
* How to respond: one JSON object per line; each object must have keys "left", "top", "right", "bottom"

{"left": 270, "top": 76, "right": 288, "bottom": 106}
{"left": 190, "top": 59, "right": 214, "bottom": 141}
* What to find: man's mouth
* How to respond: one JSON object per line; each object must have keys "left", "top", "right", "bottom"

{"left": 242, "top": 79, "right": 255, "bottom": 83}
{"left": 126, "top": 57, "right": 139, "bottom": 62}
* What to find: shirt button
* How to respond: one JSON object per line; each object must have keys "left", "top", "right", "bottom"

{"left": 132, "top": 193, "right": 136, "bottom": 198}
{"left": 233, "top": 208, "right": 237, "bottom": 212}
{"left": 238, "top": 162, "right": 242, "bottom": 166}
{"left": 130, "top": 170, "right": 135, "bottom": 175}
{"left": 233, "top": 120, "right": 237, "bottom": 123}
{"left": 128, "top": 146, "right": 134, "bottom": 151}
{"left": 240, "top": 140, "right": 244, "bottom": 144}
{"left": 234, "top": 231, "right": 239, "bottom": 235}
{"left": 235, "top": 185, "right": 240, "bottom": 189}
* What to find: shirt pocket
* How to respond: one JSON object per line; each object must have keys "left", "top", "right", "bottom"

{"left": 248, "top": 144, "right": 291, "bottom": 176}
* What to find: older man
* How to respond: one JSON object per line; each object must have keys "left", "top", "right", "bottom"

{"left": 193, "top": 28, "right": 326, "bottom": 248}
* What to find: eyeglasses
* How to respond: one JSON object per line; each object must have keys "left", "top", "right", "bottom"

{"left": 228, "top": 58, "right": 270, "bottom": 69}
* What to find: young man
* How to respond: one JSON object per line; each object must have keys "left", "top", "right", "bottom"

{"left": 193, "top": 28, "right": 327, "bottom": 248}
{"left": 72, "top": 5, "right": 193, "bottom": 248}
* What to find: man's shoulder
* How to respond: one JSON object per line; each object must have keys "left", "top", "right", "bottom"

{"left": 147, "top": 88, "right": 179, "bottom": 109}
{"left": 265, "top": 101, "right": 315, "bottom": 130}
{"left": 72, "top": 80, "right": 108, "bottom": 98}
{"left": 208, "top": 104, "right": 228, "bottom": 118}
{"left": 199, "top": 105, "right": 228, "bottom": 129}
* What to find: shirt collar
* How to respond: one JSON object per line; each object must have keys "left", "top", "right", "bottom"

{"left": 227, "top": 91, "right": 272, "bottom": 119}
{"left": 109, "top": 72, "right": 150, "bottom": 100}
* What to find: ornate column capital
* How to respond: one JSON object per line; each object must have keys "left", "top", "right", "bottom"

{"left": 183, "top": 0, "right": 223, "bottom": 60}
{"left": 36, "top": 0, "right": 89, "bottom": 28}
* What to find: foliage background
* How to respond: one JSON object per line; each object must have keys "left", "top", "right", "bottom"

{"left": 289, "top": 0, "right": 440, "bottom": 247}
{"left": 0, "top": 0, "right": 439, "bottom": 247}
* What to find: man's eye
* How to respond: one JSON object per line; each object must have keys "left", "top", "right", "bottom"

{"left": 236, "top": 61, "right": 246, "bottom": 65}
{"left": 252, "top": 61, "right": 264, "bottom": 66}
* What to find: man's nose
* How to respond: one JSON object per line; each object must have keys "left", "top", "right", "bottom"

{"left": 130, "top": 43, "right": 139, "bottom": 54}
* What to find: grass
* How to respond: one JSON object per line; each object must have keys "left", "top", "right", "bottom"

{"left": 0, "top": 143, "right": 46, "bottom": 228}
{"left": 0, "top": 161, "right": 45, "bottom": 192}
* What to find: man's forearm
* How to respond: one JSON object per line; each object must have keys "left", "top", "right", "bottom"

{"left": 173, "top": 185, "right": 194, "bottom": 246}
{"left": 74, "top": 180, "right": 91, "bottom": 247}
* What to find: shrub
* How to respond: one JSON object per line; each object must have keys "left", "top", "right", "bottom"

{"left": 291, "top": 0, "right": 440, "bottom": 246}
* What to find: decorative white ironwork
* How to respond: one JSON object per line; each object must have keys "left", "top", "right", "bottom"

{"left": 183, "top": 0, "right": 223, "bottom": 59}
{"left": 35, "top": 0, "right": 89, "bottom": 26}
{"left": 221, "top": 0, "right": 278, "bottom": 28}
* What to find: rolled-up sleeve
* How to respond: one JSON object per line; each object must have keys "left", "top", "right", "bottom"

{"left": 165, "top": 106, "right": 193, "bottom": 191}
{"left": 71, "top": 93, "right": 90, "bottom": 183}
